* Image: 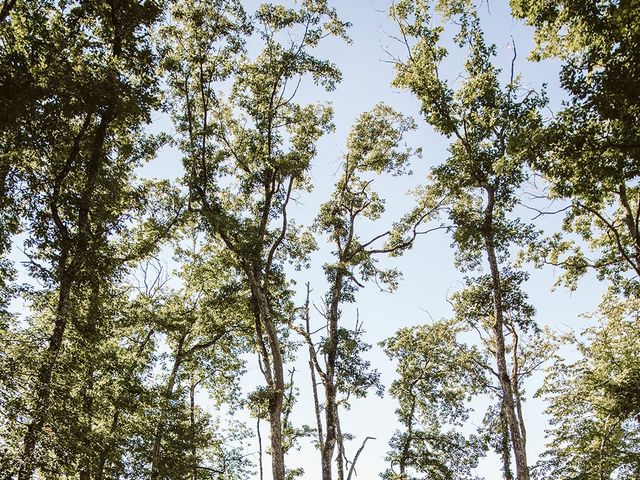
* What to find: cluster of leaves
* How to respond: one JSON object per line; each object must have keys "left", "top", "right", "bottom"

{"left": 381, "top": 320, "right": 488, "bottom": 480}
{"left": 538, "top": 295, "right": 640, "bottom": 479}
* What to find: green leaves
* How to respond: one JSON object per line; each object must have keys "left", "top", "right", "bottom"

{"left": 346, "top": 103, "right": 418, "bottom": 176}
{"left": 382, "top": 319, "right": 489, "bottom": 480}
{"left": 315, "top": 103, "right": 421, "bottom": 290}
{"left": 539, "top": 294, "right": 640, "bottom": 479}
{"left": 512, "top": 0, "right": 640, "bottom": 293}
{"left": 0, "top": 2, "right": 637, "bottom": 479}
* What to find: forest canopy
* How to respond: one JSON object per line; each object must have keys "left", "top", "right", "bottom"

{"left": 0, "top": 0, "right": 639, "bottom": 479}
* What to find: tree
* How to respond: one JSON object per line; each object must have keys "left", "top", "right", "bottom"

{"left": 381, "top": 277, "right": 556, "bottom": 480}
{"left": 162, "top": 2, "right": 349, "bottom": 478}
{"left": 295, "top": 102, "right": 437, "bottom": 480}
{"left": 144, "top": 238, "right": 252, "bottom": 480}
{"left": 89, "top": 280, "right": 162, "bottom": 480}
{"left": 449, "top": 274, "right": 557, "bottom": 480}
{"left": 538, "top": 294, "right": 640, "bottom": 479}
{"left": 389, "top": 1, "right": 546, "bottom": 478}
{"left": 509, "top": 3, "right": 640, "bottom": 476}
{"left": 0, "top": 1, "right": 172, "bottom": 477}
{"left": 381, "top": 319, "right": 488, "bottom": 480}
{"left": 511, "top": 0, "right": 640, "bottom": 297}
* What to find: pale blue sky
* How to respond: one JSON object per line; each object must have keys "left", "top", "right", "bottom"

{"left": 142, "top": 0, "right": 604, "bottom": 478}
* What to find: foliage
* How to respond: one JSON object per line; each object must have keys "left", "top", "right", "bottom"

{"left": 0, "top": 1, "right": 636, "bottom": 479}
{"left": 389, "top": 2, "right": 548, "bottom": 479}
{"left": 507, "top": 4, "right": 640, "bottom": 474}
{"left": 381, "top": 319, "right": 488, "bottom": 480}
{"left": 538, "top": 294, "right": 640, "bottom": 480}
{"left": 513, "top": 0, "right": 640, "bottom": 296}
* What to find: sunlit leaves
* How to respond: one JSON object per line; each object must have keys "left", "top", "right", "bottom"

{"left": 538, "top": 295, "right": 640, "bottom": 479}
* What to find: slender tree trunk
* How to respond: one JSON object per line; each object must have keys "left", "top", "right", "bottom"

{"left": 19, "top": 119, "right": 91, "bottom": 479}
{"left": 511, "top": 329, "right": 527, "bottom": 451}
{"left": 304, "top": 284, "right": 324, "bottom": 455}
{"left": 500, "top": 400, "right": 514, "bottom": 480}
{"left": 19, "top": 102, "right": 112, "bottom": 479}
{"left": 18, "top": 272, "right": 73, "bottom": 480}
{"left": 190, "top": 381, "right": 198, "bottom": 480}
{"left": 321, "top": 383, "right": 338, "bottom": 480}
{"left": 150, "top": 334, "right": 186, "bottom": 480}
{"left": 302, "top": 283, "right": 327, "bottom": 479}
{"left": 320, "top": 272, "right": 343, "bottom": 480}
{"left": 248, "top": 279, "right": 286, "bottom": 480}
{"left": 483, "top": 186, "right": 530, "bottom": 480}
{"left": 257, "top": 417, "right": 264, "bottom": 480}
{"left": 617, "top": 184, "right": 640, "bottom": 270}
{"left": 335, "top": 408, "right": 345, "bottom": 480}
{"left": 265, "top": 315, "right": 286, "bottom": 480}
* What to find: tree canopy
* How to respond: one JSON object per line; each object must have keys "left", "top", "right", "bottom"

{"left": 0, "top": 1, "right": 637, "bottom": 479}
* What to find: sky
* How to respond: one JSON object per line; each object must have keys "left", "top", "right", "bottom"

{"left": 141, "top": 0, "right": 607, "bottom": 478}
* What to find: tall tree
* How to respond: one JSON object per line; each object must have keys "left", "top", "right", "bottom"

{"left": 381, "top": 319, "right": 488, "bottom": 480}
{"left": 297, "top": 103, "right": 437, "bottom": 480}
{"left": 538, "top": 294, "right": 640, "bottom": 479}
{"left": 510, "top": 4, "right": 640, "bottom": 475}
{"left": 381, "top": 278, "right": 556, "bottom": 480}
{"left": 162, "top": 2, "right": 349, "bottom": 478}
{"left": 145, "top": 239, "right": 251, "bottom": 480}
{"left": 449, "top": 274, "right": 556, "bottom": 480}
{"left": 512, "top": 0, "right": 640, "bottom": 297}
{"left": 0, "top": 1, "right": 168, "bottom": 477}
{"left": 390, "top": 1, "right": 546, "bottom": 478}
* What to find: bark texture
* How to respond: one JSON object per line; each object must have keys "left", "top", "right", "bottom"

{"left": 483, "top": 185, "right": 530, "bottom": 480}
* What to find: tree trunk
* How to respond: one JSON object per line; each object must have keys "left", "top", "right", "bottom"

{"left": 335, "top": 409, "right": 345, "bottom": 480}
{"left": 265, "top": 315, "right": 286, "bottom": 480}
{"left": 150, "top": 334, "right": 186, "bottom": 480}
{"left": 257, "top": 417, "right": 264, "bottom": 480}
{"left": 320, "top": 272, "right": 343, "bottom": 480}
{"left": 511, "top": 329, "right": 527, "bottom": 453}
{"left": 500, "top": 400, "right": 514, "bottom": 480}
{"left": 19, "top": 100, "right": 112, "bottom": 479}
{"left": 483, "top": 186, "right": 530, "bottom": 480}
{"left": 321, "top": 383, "right": 338, "bottom": 480}
{"left": 190, "top": 381, "right": 198, "bottom": 480}
{"left": 304, "top": 284, "right": 325, "bottom": 474}
{"left": 18, "top": 273, "right": 73, "bottom": 480}
{"left": 304, "top": 283, "right": 331, "bottom": 479}
{"left": 248, "top": 278, "right": 286, "bottom": 480}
